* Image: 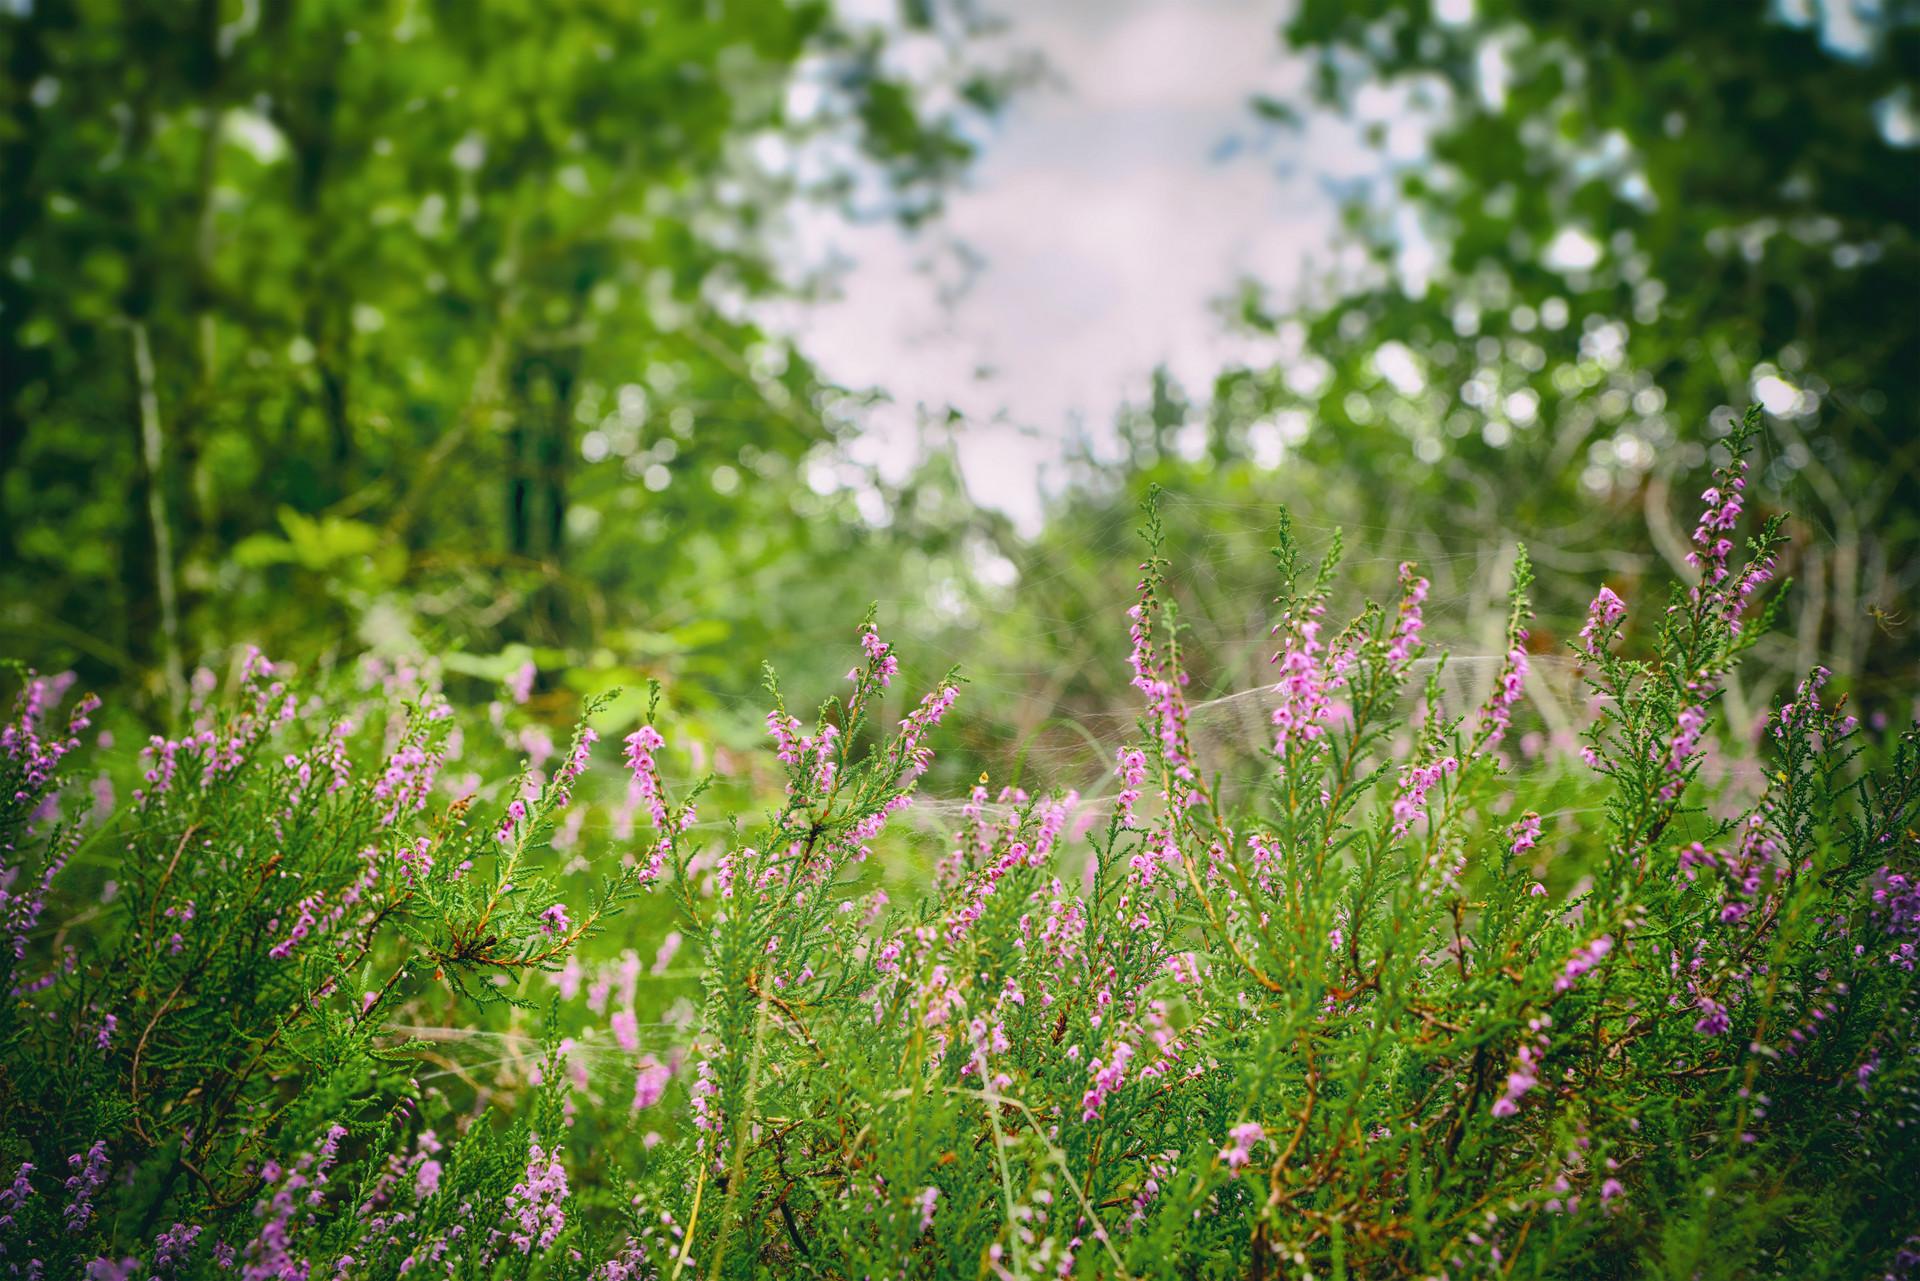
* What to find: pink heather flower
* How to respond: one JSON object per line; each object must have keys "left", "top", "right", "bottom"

{"left": 1391, "top": 757, "right": 1459, "bottom": 838}
{"left": 506, "top": 660, "right": 536, "bottom": 705}
{"left": 689, "top": 1059, "right": 725, "bottom": 1169}
{"left": 1126, "top": 600, "right": 1152, "bottom": 688}
{"left": 503, "top": 1141, "right": 569, "bottom": 1254}
{"left": 95, "top": 1013, "right": 117, "bottom": 1053}
{"left": 1577, "top": 586, "right": 1628, "bottom": 656}
{"left": 3, "top": 676, "right": 98, "bottom": 804}
{"left": 920, "top": 964, "right": 964, "bottom": 1030}
{"left": 1080, "top": 1040, "right": 1134, "bottom": 1122}
{"left": 1114, "top": 747, "right": 1148, "bottom": 828}
{"left": 766, "top": 710, "right": 804, "bottom": 764}
{"left": 1479, "top": 636, "right": 1530, "bottom": 746}
{"left": 1872, "top": 869, "right": 1920, "bottom": 939}
{"left": 154, "top": 1221, "right": 202, "bottom": 1270}
{"left": 1219, "top": 1121, "right": 1264, "bottom": 1172}
{"left": 1600, "top": 1177, "right": 1625, "bottom": 1205}
{"left": 1127, "top": 588, "right": 1196, "bottom": 784}
{"left": 539, "top": 904, "right": 573, "bottom": 937}
{"left": 1661, "top": 702, "right": 1709, "bottom": 801}
{"left": 622, "top": 725, "right": 672, "bottom": 835}
{"left": 89, "top": 773, "right": 115, "bottom": 822}
{"left": 137, "top": 733, "right": 181, "bottom": 804}
{"left": 1686, "top": 454, "right": 1752, "bottom": 622}
{"left": 1555, "top": 935, "right": 1613, "bottom": 992}
{"left": 318, "top": 1122, "right": 347, "bottom": 1168}
{"left": 811, "top": 722, "right": 840, "bottom": 792}
{"left": 1030, "top": 795, "right": 1075, "bottom": 864}
{"left": 917, "top": 1186, "right": 939, "bottom": 1234}
{"left": 496, "top": 797, "right": 529, "bottom": 844}
{"left": 894, "top": 683, "right": 959, "bottom": 780}
{"left": 1269, "top": 604, "right": 1348, "bottom": 756}
{"left": 268, "top": 891, "right": 324, "bottom": 960}
{"left": 632, "top": 1056, "right": 671, "bottom": 1112}
{"left": 1508, "top": 812, "right": 1542, "bottom": 859}
{"left": 1, "top": 1160, "right": 35, "bottom": 1221}
{"left": 1693, "top": 995, "right": 1731, "bottom": 1037}
{"left": 1491, "top": 1043, "right": 1541, "bottom": 1118}
{"left": 373, "top": 737, "right": 443, "bottom": 826}
{"left": 1681, "top": 837, "right": 1728, "bottom": 887}
{"left": 398, "top": 836, "right": 434, "bottom": 882}
{"left": 601, "top": 1237, "right": 652, "bottom": 1279}
{"left": 1774, "top": 667, "right": 1853, "bottom": 749}
{"left": 849, "top": 793, "right": 915, "bottom": 851}
{"left": 553, "top": 726, "right": 599, "bottom": 800}
{"left": 238, "top": 645, "right": 275, "bottom": 685}
{"left": 62, "top": 1140, "right": 110, "bottom": 1232}
{"left": 635, "top": 835, "right": 671, "bottom": 886}
{"left": 1720, "top": 552, "right": 1776, "bottom": 636}
{"left": 1246, "top": 830, "right": 1286, "bottom": 898}
{"left": 859, "top": 626, "right": 900, "bottom": 688}
{"left": 1385, "top": 562, "right": 1429, "bottom": 663}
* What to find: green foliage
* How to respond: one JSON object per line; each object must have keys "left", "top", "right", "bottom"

{"left": 1196, "top": 0, "right": 1919, "bottom": 699}
{"left": 3, "top": 2, "right": 1917, "bottom": 1273}
{"left": 0, "top": 0, "right": 1005, "bottom": 715}
{"left": 2, "top": 430, "right": 1916, "bottom": 1277}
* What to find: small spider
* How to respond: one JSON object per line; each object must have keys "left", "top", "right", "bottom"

{"left": 1867, "top": 604, "right": 1907, "bottom": 636}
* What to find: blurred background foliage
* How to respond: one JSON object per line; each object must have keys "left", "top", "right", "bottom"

{"left": 2, "top": 0, "right": 1915, "bottom": 796}
{"left": 1, "top": 0, "right": 1011, "bottom": 721}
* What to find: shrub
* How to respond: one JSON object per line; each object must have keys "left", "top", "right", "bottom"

{"left": 2, "top": 414, "right": 1916, "bottom": 1279}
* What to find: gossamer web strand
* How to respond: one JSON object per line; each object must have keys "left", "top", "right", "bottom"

{"left": 652, "top": 652, "right": 1614, "bottom": 832}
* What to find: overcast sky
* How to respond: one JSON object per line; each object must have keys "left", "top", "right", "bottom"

{"left": 778, "top": 0, "right": 1906, "bottom": 532}
{"left": 781, "top": 0, "right": 1403, "bottom": 531}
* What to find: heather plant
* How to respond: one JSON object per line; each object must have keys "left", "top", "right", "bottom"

{"left": 2, "top": 414, "right": 1917, "bottom": 1279}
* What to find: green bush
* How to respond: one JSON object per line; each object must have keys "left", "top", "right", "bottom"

{"left": 3, "top": 416, "right": 1916, "bottom": 1279}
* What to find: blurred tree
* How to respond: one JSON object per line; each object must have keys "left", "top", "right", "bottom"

{"left": 1200, "top": 0, "right": 1919, "bottom": 711}
{"left": 860, "top": 2, "right": 1919, "bottom": 782}
{"left": 0, "top": 0, "right": 1004, "bottom": 715}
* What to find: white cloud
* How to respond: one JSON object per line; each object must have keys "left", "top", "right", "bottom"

{"left": 776, "top": 0, "right": 1386, "bottom": 531}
